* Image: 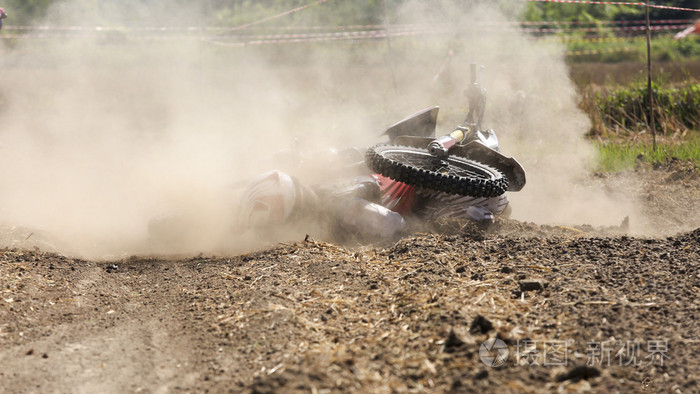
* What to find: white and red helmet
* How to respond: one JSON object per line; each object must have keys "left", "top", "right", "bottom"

{"left": 675, "top": 20, "right": 700, "bottom": 39}
{"left": 238, "top": 170, "right": 299, "bottom": 229}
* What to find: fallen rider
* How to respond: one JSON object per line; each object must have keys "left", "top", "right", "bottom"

{"left": 237, "top": 133, "right": 510, "bottom": 241}
{"left": 0, "top": 7, "right": 7, "bottom": 30}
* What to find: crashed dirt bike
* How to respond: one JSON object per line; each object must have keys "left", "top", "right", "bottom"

{"left": 365, "top": 63, "right": 526, "bottom": 198}
{"left": 149, "top": 64, "right": 525, "bottom": 247}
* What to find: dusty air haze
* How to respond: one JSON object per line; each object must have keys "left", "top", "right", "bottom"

{"left": 0, "top": 1, "right": 646, "bottom": 258}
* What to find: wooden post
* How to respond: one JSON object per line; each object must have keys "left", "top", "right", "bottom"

{"left": 645, "top": 0, "right": 656, "bottom": 151}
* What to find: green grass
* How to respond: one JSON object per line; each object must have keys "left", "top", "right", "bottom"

{"left": 582, "top": 81, "right": 700, "bottom": 137}
{"left": 565, "top": 35, "right": 700, "bottom": 63}
{"left": 596, "top": 136, "right": 700, "bottom": 172}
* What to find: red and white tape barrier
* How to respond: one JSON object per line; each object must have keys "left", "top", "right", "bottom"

{"left": 520, "top": 24, "right": 688, "bottom": 33}
{"left": 525, "top": 0, "right": 700, "bottom": 13}
{"left": 3, "top": 19, "right": 694, "bottom": 33}
{"left": 2, "top": 22, "right": 688, "bottom": 41}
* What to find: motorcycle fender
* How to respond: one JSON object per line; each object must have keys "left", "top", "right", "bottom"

{"left": 452, "top": 141, "right": 526, "bottom": 192}
{"left": 384, "top": 106, "right": 439, "bottom": 143}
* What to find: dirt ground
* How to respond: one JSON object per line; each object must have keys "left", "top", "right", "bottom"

{"left": 1, "top": 160, "right": 699, "bottom": 394}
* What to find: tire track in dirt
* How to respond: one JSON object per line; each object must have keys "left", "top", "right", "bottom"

{"left": 0, "top": 256, "right": 215, "bottom": 393}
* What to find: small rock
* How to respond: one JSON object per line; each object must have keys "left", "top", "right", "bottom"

{"left": 469, "top": 315, "right": 494, "bottom": 334}
{"left": 520, "top": 279, "right": 547, "bottom": 292}
{"left": 443, "top": 327, "right": 473, "bottom": 350}
{"left": 445, "top": 329, "right": 465, "bottom": 348}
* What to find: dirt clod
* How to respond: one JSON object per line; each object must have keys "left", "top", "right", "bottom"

{"left": 557, "top": 365, "right": 601, "bottom": 382}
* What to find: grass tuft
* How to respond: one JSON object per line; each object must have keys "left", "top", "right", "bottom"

{"left": 582, "top": 81, "right": 700, "bottom": 138}
{"left": 596, "top": 136, "right": 700, "bottom": 172}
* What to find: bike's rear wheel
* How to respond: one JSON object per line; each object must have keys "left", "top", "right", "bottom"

{"left": 365, "top": 144, "right": 508, "bottom": 197}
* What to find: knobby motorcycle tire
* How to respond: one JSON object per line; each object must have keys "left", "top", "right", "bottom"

{"left": 365, "top": 144, "right": 508, "bottom": 198}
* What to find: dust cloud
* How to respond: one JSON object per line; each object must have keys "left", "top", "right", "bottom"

{"left": 388, "top": 1, "right": 641, "bottom": 231}
{"left": 0, "top": 1, "right": 642, "bottom": 258}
